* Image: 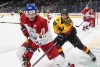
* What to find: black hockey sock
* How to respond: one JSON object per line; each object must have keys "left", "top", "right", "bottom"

{"left": 57, "top": 46, "right": 65, "bottom": 58}
{"left": 59, "top": 51, "right": 65, "bottom": 58}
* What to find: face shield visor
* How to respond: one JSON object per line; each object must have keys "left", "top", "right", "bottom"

{"left": 25, "top": 10, "right": 37, "bottom": 21}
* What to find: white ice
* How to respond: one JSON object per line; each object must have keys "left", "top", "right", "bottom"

{"left": 0, "top": 14, "right": 100, "bottom": 67}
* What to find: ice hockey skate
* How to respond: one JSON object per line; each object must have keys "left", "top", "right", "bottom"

{"left": 67, "top": 63, "right": 75, "bottom": 67}
{"left": 88, "top": 51, "right": 96, "bottom": 61}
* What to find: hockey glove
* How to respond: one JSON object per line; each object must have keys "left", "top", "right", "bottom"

{"left": 22, "top": 46, "right": 34, "bottom": 62}
{"left": 54, "top": 34, "right": 64, "bottom": 46}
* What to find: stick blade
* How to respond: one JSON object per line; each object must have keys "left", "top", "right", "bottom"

{"left": 75, "top": 25, "right": 80, "bottom": 27}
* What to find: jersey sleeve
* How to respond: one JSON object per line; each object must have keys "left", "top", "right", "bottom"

{"left": 20, "top": 13, "right": 29, "bottom": 37}
{"left": 53, "top": 21, "right": 60, "bottom": 34}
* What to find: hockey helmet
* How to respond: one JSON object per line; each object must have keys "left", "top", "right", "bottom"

{"left": 25, "top": 3, "right": 37, "bottom": 14}
{"left": 61, "top": 9, "right": 68, "bottom": 15}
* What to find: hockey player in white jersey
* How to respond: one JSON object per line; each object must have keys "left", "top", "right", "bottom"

{"left": 82, "top": 6, "right": 91, "bottom": 31}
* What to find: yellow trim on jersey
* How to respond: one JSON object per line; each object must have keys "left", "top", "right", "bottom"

{"left": 85, "top": 48, "right": 89, "bottom": 53}
{"left": 58, "top": 48, "right": 63, "bottom": 52}
{"left": 53, "top": 17, "right": 73, "bottom": 34}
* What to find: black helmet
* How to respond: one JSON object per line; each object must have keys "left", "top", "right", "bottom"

{"left": 61, "top": 9, "right": 68, "bottom": 15}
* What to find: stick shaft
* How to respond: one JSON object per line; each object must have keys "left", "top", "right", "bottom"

{"left": 0, "top": 22, "right": 20, "bottom": 24}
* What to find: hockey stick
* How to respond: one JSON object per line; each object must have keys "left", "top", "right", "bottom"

{"left": 76, "top": 0, "right": 92, "bottom": 27}
{"left": 77, "top": 0, "right": 92, "bottom": 27}
{"left": 0, "top": 22, "right": 20, "bottom": 24}
{"left": 81, "top": 0, "right": 92, "bottom": 12}
{"left": 75, "top": 21, "right": 84, "bottom": 27}
{"left": 32, "top": 42, "right": 57, "bottom": 67}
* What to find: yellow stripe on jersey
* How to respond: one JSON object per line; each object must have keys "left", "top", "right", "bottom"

{"left": 58, "top": 48, "right": 63, "bottom": 52}
{"left": 85, "top": 48, "right": 90, "bottom": 53}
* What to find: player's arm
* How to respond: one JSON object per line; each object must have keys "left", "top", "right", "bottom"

{"left": 21, "top": 24, "right": 29, "bottom": 37}
{"left": 53, "top": 21, "right": 61, "bottom": 34}
{"left": 20, "top": 14, "right": 29, "bottom": 37}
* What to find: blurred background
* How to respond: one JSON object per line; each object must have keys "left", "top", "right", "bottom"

{"left": 0, "top": 0, "right": 100, "bottom": 13}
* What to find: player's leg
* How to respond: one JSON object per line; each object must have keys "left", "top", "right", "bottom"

{"left": 56, "top": 46, "right": 65, "bottom": 58}
{"left": 68, "top": 34, "right": 96, "bottom": 61}
{"left": 85, "top": 21, "right": 90, "bottom": 29}
{"left": 91, "top": 18, "right": 95, "bottom": 27}
{"left": 16, "top": 39, "right": 39, "bottom": 67}
{"left": 54, "top": 36, "right": 66, "bottom": 58}
{"left": 17, "top": 45, "right": 29, "bottom": 67}
{"left": 82, "top": 21, "right": 86, "bottom": 31}
{"left": 41, "top": 41, "right": 75, "bottom": 67}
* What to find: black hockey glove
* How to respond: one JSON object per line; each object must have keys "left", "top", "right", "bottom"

{"left": 54, "top": 34, "right": 64, "bottom": 46}
{"left": 21, "top": 25, "right": 26, "bottom": 31}
{"left": 26, "top": 45, "right": 34, "bottom": 53}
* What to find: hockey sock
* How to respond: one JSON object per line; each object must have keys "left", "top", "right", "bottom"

{"left": 60, "top": 51, "right": 65, "bottom": 58}
{"left": 82, "top": 46, "right": 90, "bottom": 53}
{"left": 82, "top": 46, "right": 96, "bottom": 61}
{"left": 57, "top": 46, "right": 65, "bottom": 58}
